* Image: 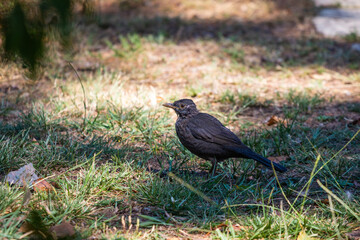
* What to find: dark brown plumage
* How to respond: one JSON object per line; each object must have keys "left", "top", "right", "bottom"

{"left": 163, "top": 99, "right": 287, "bottom": 175}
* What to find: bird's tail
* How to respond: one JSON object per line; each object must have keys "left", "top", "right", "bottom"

{"left": 230, "top": 146, "right": 287, "bottom": 173}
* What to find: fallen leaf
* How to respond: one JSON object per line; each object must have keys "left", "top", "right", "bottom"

{"left": 50, "top": 222, "right": 75, "bottom": 239}
{"left": 50, "top": 181, "right": 61, "bottom": 189}
{"left": 213, "top": 223, "right": 228, "bottom": 230}
{"left": 18, "top": 211, "right": 50, "bottom": 239}
{"left": 213, "top": 223, "right": 250, "bottom": 231}
{"left": 314, "top": 199, "right": 329, "bottom": 207}
{"left": 18, "top": 221, "right": 32, "bottom": 233}
{"left": 33, "top": 178, "right": 54, "bottom": 192}
{"left": 346, "top": 229, "right": 360, "bottom": 240}
{"left": 297, "top": 230, "right": 319, "bottom": 240}
{"left": 32, "top": 138, "right": 39, "bottom": 145}
{"left": 268, "top": 156, "right": 287, "bottom": 163}
{"left": 232, "top": 224, "right": 250, "bottom": 231}
{"left": 266, "top": 115, "right": 288, "bottom": 126}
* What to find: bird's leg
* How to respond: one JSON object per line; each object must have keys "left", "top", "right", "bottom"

{"left": 209, "top": 158, "right": 218, "bottom": 177}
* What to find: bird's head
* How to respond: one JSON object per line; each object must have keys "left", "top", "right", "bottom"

{"left": 163, "top": 99, "right": 199, "bottom": 118}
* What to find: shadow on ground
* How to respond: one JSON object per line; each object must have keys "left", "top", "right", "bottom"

{"left": 75, "top": 0, "right": 360, "bottom": 70}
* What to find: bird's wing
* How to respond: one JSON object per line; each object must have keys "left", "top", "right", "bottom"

{"left": 187, "top": 113, "right": 242, "bottom": 145}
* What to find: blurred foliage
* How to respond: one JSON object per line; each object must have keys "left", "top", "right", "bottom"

{"left": 0, "top": 0, "right": 74, "bottom": 78}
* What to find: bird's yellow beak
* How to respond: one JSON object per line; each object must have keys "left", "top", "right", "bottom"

{"left": 162, "top": 103, "right": 177, "bottom": 109}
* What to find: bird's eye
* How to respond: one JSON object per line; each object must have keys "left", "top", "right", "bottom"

{"left": 179, "top": 104, "right": 185, "bottom": 109}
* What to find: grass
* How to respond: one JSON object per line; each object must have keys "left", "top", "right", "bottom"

{"left": 0, "top": 78, "right": 359, "bottom": 238}
{"left": 1, "top": 0, "right": 360, "bottom": 238}
{"left": 105, "top": 34, "right": 143, "bottom": 59}
{"left": 284, "top": 89, "right": 326, "bottom": 114}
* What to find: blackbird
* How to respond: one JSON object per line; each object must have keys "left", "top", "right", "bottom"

{"left": 163, "top": 99, "right": 287, "bottom": 175}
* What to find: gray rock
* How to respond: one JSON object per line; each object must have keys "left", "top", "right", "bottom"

{"left": 314, "top": 0, "right": 360, "bottom": 8}
{"left": 5, "top": 163, "right": 39, "bottom": 186}
{"left": 313, "top": 9, "right": 360, "bottom": 37}
{"left": 319, "top": 9, "right": 360, "bottom": 18}
{"left": 351, "top": 43, "right": 360, "bottom": 52}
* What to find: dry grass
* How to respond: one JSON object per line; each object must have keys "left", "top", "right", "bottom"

{"left": 0, "top": 0, "right": 360, "bottom": 239}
